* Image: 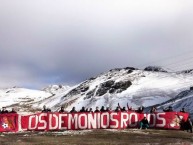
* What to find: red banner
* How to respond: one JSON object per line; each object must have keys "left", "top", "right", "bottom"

{"left": 0, "top": 112, "right": 189, "bottom": 132}
{"left": 0, "top": 114, "right": 18, "bottom": 132}
{"left": 19, "top": 112, "right": 189, "bottom": 131}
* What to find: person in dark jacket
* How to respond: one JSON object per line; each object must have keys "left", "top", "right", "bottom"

{"left": 114, "top": 106, "right": 121, "bottom": 112}
{"left": 88, "top": 108, "right": 93, "bottom": 113}
{"left": 127, "top": 103, "right": 133, "bottom": 111}
{"left": 121, "top": 107, "right": 127, "bottom": 112}
{"left": 150, "top": 106, "right": 157, "bottom": 113}
{"left": 117, "top": 103, "right": 126, "bottom": 112}
{"left": 185, "top": 117, "right": 192, "bottom": 133}
{"left": 1, "top": 107, "right": 9, "bottom": 114}
{"left": 100, "top": 106, "right": 106, "bottom": 112}
{"left": 94, "top": 107, "right": 100, "bottom": 112}
{"left": 80, "top": 107, "right": 86, "bottom": 112}
{"left": 138, "top": 106, "right": 144, "bottom": 113}
{"left": 70, "top": 107, "right": 77, "bottom": 113}
{"left": 180, "top": 108, "right": 186, "bottom": 113}
{"left": 140, "top": 117, "right": 149, "bottom": 129}
{"left": 59, "top": 106, "right": 67, "bottom": 113}
{"left": 163, "top": 106, "right": 173, "bottom": 112}
{"left": 10, "top": 108, "right": 17, "bottom": 113}
{"left": 41, "top": 105, "right": 51, "bottom": 113}
{"left": 42, "top": 105, "right": 47, "bottom": 113}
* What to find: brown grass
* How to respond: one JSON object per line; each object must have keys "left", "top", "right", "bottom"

{"left": 0, "top": 129, "right": 192, "bottom": 145}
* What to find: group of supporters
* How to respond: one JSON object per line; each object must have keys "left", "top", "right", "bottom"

{"left": 41, "top": 103, "right": 144, "bottom": 114}
{"left": 41, "top": 104, "right": 187, "bottom": 114}
{"left": 41, "top": 104, "right": 192, "bottom": 133}
{"left": 150, "top": 106, "right": 186, "bottom": 113}
{"left": 0, "top": 107, "right": 17, "bottom": 114}
{"left": 68, "top": 103, "right": 144, "bottom": 113}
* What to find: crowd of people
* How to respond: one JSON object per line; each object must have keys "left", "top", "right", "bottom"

{"left": 42, "top": 104, "right": 191, "bottom": 133}
{"left": 0, "top": 107, "right": 17, "bottom": 114}
{"left": 0, "top": 104, "right": 186, "bottom": 115}
{"left": 67, "top": 103, "right": 144, "bottom": 113}
{"left": 41, "top": 104, "right": 188, "bottom": 114}
{"left": 41, "top": 103, "right": 140, "bottom": 113}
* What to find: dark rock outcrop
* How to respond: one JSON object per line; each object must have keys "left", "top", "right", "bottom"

{"left": 144, "top": 66, "right": 167, "bottom": 72}
{"left": 62, "top": 83, "right": 89, "bottom": 99}
{"left": 96, "top": 80, "right": 132, "bottom": 96}
{"left": 124, "top": 67, "right": 137, "bottom": 70}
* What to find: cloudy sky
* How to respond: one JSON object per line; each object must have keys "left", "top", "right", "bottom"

{"left": 0, "top": 0, "right": 193, "bottom": 89}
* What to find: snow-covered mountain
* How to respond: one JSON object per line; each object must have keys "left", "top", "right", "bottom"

{"left": 0, "top": 87, "right": 51, "bottom": 113}
{"left": 0, "top": 67, "right": 193, "bottom": 115}
{"left": 35, "top": 66, "right": 193, "bottom": 112}
{"left": 0, "top": 85, "right": 71, "bottom": 113}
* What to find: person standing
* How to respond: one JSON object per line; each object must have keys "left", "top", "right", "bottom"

{"left": 185, "top": 117, "right": 192, "bottom": 133}
{"left": 150, "top": 107, "right": 157, "bottom": 113}
{"left": 41, "top": 105, "right": 51, "bottom": 113}
{"left": 1, "top": 107, "right": 8, "bottom": 114}
{"left": 10, "top": 108, "right": 17, "bottom": 113}
{"left": 88, "top": 108, "right": 93, "bottom": 113}
{"left": 100, "top": 106, "right": 106, "bottom": 112}
{"left": 59, "top": 106, "right": 67, "bottom": 113}
{"left": 94, "top": 107, "right": 100, "bottom": 112}
{"left": 70, "top": 107, "right": 77, "bottom": 113}
{"left": 180, "top": 108, "right": 186, "bottom": 113}
{"left": 140, "top": 117, "right": 149, "bottom": 129}
{"left": 80, "top": 107, "right": 86, "bottom": 112}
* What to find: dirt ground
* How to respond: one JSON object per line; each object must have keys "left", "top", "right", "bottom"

{"left": 0, "top": 129, "right": 192, "bottom": 145}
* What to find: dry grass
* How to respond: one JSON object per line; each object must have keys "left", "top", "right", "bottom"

{"left": 0, "top": 129, "right": 193, "bottom": 145}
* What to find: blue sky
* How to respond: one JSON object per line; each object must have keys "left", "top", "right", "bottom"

{"left": 0, "top": 0, "right": 193, "bottom": 89}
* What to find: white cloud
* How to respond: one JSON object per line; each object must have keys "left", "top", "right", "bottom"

{"left": 0, "top": 0, "right": 193, "bottom": 88}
